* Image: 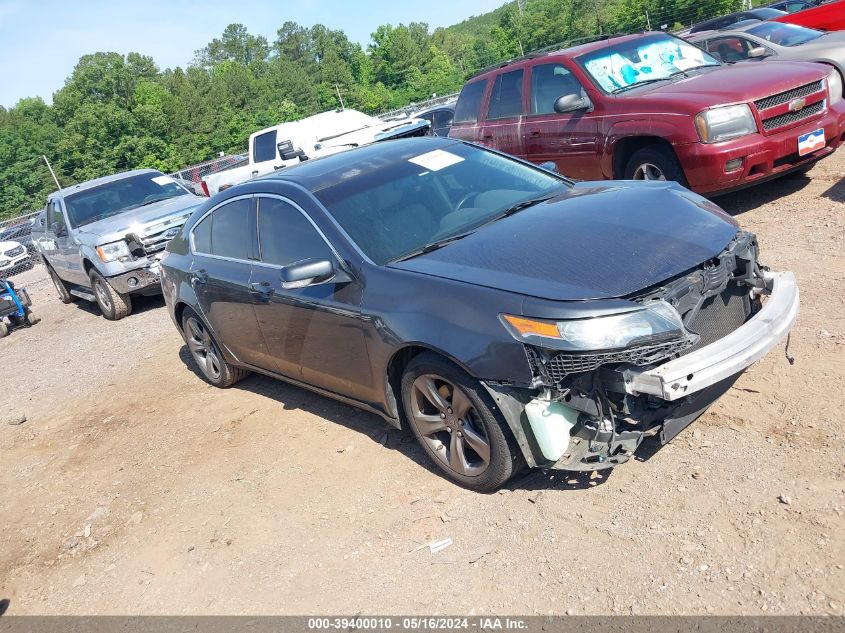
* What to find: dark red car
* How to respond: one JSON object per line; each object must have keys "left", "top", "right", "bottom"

{"left": 449, "top": 32, "right": 845, "bottom": 195}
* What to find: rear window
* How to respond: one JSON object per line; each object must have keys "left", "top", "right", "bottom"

{"left": 453, "top": 80, "right": 488, "bottom": 125}
{"left": 253, "top": 130, "right": 277, "bottom": 163}
{"left": 488, "top": 69, "right": 524, "bottom": 120}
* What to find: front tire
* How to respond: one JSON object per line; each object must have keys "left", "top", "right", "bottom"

{"left": 401, "top": 352, "right": 523, "bottom": 491}
{"left": 624, "top": 145, "right": 687, "bottom": 186}
{"left": 181, "top": 309, "right": 249, "bottom": 388}
{"left": 89, "top": 269, "right": 132, "bottom": 320}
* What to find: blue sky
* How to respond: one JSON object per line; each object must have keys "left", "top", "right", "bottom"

{"left": 0, "top": 0, "right": 505, "bottom": 108}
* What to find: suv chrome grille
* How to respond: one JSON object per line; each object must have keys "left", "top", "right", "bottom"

{"left": 754, "top": 80, "right": 823, "bottom": 111}
{"left": 760, "top": 100, "right": 825, "bottom": 132}
{"left": 3, "top": 245, "right": 24, "bottom": 258}
{"left": 139, "top": 218, "right": 189, "bottom": 255}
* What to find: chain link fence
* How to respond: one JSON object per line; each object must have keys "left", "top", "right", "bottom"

{"left": 378, "top": 93, "right": 460, "bottom": 121}
{"left": 0, "top": 210, "right": 43, "bottom": 279}
{"left": 168, "top": 154, "right": 248, "bottom": 194}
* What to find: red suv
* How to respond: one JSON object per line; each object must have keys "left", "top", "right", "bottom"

{"left": 449, "top": 32, "right": 845, "bottom": 195}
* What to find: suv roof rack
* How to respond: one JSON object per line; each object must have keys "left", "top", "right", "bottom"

{"left": 466, "top": 32, "right": 632, "bottom": 80}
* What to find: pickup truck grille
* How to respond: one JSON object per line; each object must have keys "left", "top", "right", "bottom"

{"left": 3, "top": 245, "right": 24, "bottom": 258}
{"left": 754, "top": 80, "right": 826, "bottom": 133}
{"left": 140, "top": 221, "right": 186, "bottom": 255}
{"left": 754, "top": 80, "right": 823, "bottom": 111}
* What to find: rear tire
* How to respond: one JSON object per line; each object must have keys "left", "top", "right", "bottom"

{"left": 25, "top": 309, "right": 39, "bottom": 326}
{"left": 89, "top": 269, "right": 132, "bottom": 320}
{"left": 624, "top": 145, "right": 688, "bottom": 186}
{"left": 47, "top": 265, "right": 73, "bottom": 304}
{"left": 181, "top": 309, "right": 249, "bottom": 388}
{"left": 400, "top": 352, "right": 523, "bottom": 491}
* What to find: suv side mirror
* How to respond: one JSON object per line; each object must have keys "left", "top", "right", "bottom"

{"left": 747, "top": 46, "right": 768, "bottom": 59}
{"left": 280, "top": 258, "right": 335, "bottom": 290}
{"left": 538, "top": 161, "right": 560, "bottom": 174}
{"left": 554, "top": 93, "right": 590, "bottom": 114}
{"left": 50, "top": 221, "right": 66, "bottom": 237}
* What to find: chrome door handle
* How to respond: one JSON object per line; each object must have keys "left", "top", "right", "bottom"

{"left": 193, "top": 269, "right": 208, "bottom": 285}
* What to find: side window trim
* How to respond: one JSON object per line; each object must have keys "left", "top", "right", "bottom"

{"left": 189, "top": 194, "right": 256, "bottom": 263}
{"left": 253, "top": 194, "right": 342, "bottom": 270}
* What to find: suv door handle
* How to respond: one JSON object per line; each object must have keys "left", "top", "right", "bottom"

{"left": 192, "top": 269, "right": 208, "bottom": 285}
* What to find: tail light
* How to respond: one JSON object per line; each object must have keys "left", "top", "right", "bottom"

{"left": 200, "top": 181, "right": 210, "bottom": 197}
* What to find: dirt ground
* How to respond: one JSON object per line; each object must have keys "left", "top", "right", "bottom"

{"left": 1, "top": 156, "right": 843, "bottom": 616}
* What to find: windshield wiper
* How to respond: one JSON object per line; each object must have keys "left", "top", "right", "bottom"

{"left": 669, "top": 64, "right": 720, "bottom": 78}
{"left": 611, "top": 78, "right": 671, "bottom": 94}
{"left": 498, "top": 193, "right": 558, "bottom": 217}
{"left": 390, "top": 231, "right": 475, "bottom": 263}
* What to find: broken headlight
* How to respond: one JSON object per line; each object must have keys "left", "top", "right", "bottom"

{"left": 501, "top": 301, "right": 690, "bottom": 352}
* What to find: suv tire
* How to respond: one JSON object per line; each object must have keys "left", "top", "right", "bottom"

{"left": 181, "top": 309, "right": 249, "bottom": 388}
{"left": 624, "top": 145, "right": 688, "bottom": 186}
{"left": 89, "top": 269, "right": 132, "bottom": 321}
{"left": 47, "top": 265, "right": 74, "bottom": 304}
{"left": 401, "top": 352, "right": 523, "bottom": 491}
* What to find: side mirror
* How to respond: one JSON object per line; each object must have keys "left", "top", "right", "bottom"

{"left": 280, "top": 258, "right": 335, "bottom": 290}
{"left": 554, "top": 93, "right": 590, "bottom": 114}
{"left": 747, "top": 47, "right": 768, "bottom": 59}
{"left": 538, "top": 161, "right": 559, "bottom": 174}
{"left": 50, "top": 222, "right": 65, "bottom": 237}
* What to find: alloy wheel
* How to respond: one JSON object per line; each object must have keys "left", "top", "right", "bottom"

{"left": 185, "top": 316, "right": 222, "bottom": 381}
{"left": 632, "top": 162, "right": 667, "bottom": 181}
{"left": 94, "top": 278, "right": 112, "bottom": 311}
{"left": 409, "top": 374, "right": 491, "bottom": 477}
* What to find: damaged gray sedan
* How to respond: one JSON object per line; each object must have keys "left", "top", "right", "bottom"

{"left": 161, "top": 137, "right": 799, "bottom": 490}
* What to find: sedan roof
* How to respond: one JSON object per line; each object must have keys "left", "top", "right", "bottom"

{"left": 260, "top": 136, "right": 464, "bottom": 194}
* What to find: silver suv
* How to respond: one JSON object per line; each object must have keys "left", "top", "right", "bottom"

{"left": 32, "top": 169, "right": 204, "bottom": 320}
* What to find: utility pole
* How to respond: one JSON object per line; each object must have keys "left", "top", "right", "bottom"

{"left": 335, "top": 84, "right": 345, "bottom": 110}
{"left": 645, "top": 8, "right": 651, "bottom": 30}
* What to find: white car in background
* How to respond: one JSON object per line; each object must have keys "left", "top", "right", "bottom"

{"left": 202, "top": 109, "right": 429, "bottom": 195}
{"left": 0, "top": 240, "right": 31, "bottom": 276}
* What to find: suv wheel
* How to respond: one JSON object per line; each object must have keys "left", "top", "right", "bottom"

{"left": 89, "top": 269, "right": 132, "bottom": 321}
{"left": 624, "top": 145, "right": 687, "bottom": 186}
{"left": 47, "top": 265, "right": 74, "bottom": 304}
{"left": 401, "top": 352, "right": 523, "bottom": 491}
{"left": 182, "top": 309, "right": 249, "bottom": 388}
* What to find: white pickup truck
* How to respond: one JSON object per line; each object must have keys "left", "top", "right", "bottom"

{"left": 202, "top": 108, "right": 429, "bottom": 195}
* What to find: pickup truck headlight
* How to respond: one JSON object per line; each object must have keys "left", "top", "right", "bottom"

{"left": 695, "top": 104, "right": 757, "bottom": 143}
{"left": 501, "top": 301, "right": 689, "bottom": 351}
{"left": 827, "top": 68, "right": 843, "bottom": 105}
{"left": 96, "top": 240, "right": 131, "bottom": 263}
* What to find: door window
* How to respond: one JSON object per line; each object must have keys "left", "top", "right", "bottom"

{"left": 706, "top": 37, "right": 754, "bottom": 62}
{"left": 253, "top": 130, "right": 277, "bottom": 163}
{"left": 453, "top": 80, "right": 488, "bottom": 124}
{"left": 487, "top": 69, "right": 524, "bottom": 120}
{"left": 192, "top": 198, "right": 254, "bottom": 260}
{"left": 257, "top": 197, "right": 333, "bottom": 267}
{"left": 432, "top": 110, "right": 454, "bottom": 136}
{"left": 529, "top": 63, "right": 584, "bottom": 115}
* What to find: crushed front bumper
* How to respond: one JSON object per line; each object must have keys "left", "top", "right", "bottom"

{"left": 107, "top": 260, "right": 162, "bottom": 295}
{"left": 623, "top": 271, "right": 799, "bottom": 401}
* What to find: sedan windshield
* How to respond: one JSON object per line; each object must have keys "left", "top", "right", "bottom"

{"left": 578, "top": 34, "right": 720, "bottom": 93}
{"left": 64, "top": 173, "right": 189, "bottom": 228}
{"left": 314, "top": 143, "right": 568, "bottom": 265}
{"left": 746, "top": 22, "right": 823, "bottom": 46}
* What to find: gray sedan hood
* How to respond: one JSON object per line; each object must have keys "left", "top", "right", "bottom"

{"left": 389, "top": 181, "right": 739, "bottom": 301}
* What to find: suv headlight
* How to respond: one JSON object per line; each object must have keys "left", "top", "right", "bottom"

{"left": 501, "top": 301, "right": 690, "bottom": 351}
{"left": 96, "top": 240, "right": 131, "bottom": 263}
{"left": 695, "top": 104, "right": 757, "bottom": 143}
{"left": 827, "top": 68, "right": 843, "bottom": 105}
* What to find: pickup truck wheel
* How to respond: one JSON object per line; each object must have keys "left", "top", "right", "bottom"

{"left": 625, "top": 145, "right": 687, "bottom": 186}
{"left": 401, "top": 352, "right": 523, "bottom": 491}
{"left": 47, "top": 265, "right": 73, "bottom": 304}
{"left": 89, "top": 269, "right": 132, "bottom": 321}
{"left": 182, "top": 310, "right": 249, "bottom": 388}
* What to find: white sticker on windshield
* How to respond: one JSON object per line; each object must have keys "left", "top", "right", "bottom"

{"left": 152, "top": 175, "right": 175, "bottom": 186}
{"left": 408, "top": 149, "right": 464, "bottom": 172}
